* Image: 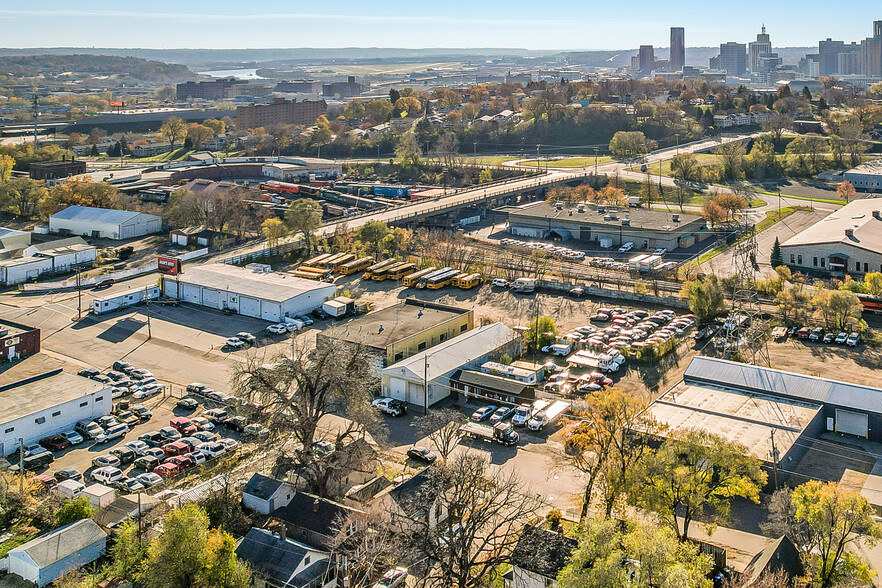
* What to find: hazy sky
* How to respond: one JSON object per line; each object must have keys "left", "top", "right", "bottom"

{"left": 2, "top": 1, "right": 879, "bottom": 50}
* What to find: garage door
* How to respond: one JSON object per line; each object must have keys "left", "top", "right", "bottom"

{"left": 389, "top": 378, "right": 406, "bottom": 402}
{"left": 407, "top": 382, "right": 424, "bottom": 406}
{"left": 202, "top": 289, "right": 222, "bottom": 310}
{"left": 835, "top": 409, "right": 868, "bottom": 438}
{"left": 239, "top": 296, "right": 261, "bottom": 318}
{"left": 260, "top": 303, "right": 280, "bottom": 323}
{"left": 181, "top": 283, "right": 201, "bottom": 304}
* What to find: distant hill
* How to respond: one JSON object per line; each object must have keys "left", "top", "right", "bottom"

{"left": 0, "top": 54, "right": 196, "bottom": 82}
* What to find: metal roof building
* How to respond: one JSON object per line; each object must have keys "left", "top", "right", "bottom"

{"left": 381, "top": 323, "right": 520, "bottom": 408}
{"left": 161, "top": 264, "right": 336, "bottom": 323}
{"left": 49, "top": 205, "right": 162, "bottom": 240}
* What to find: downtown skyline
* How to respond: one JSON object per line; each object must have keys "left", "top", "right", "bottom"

{"left": 1, "top": 0, "right": 880, "bottom": 50}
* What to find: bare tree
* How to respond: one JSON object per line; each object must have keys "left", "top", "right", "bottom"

{"left": 413, "top": 409, "right": 465, "bottom": 463}
{"left": 330, "top": 505, "right": 399, "bottom": 587}
{"left": 396, "top": 453, "right": 542, "bottom": 588}
{"left": 230, "top": 342, "right": 383, "bottom": 497}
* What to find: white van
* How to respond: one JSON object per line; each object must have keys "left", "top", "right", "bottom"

{"left": 91, "top": 466, "right": 123, "bottom": 484}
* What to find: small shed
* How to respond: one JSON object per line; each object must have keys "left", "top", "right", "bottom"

{"left": 83, "top": 483, "right": 116, "bottom": 509}
{"left": 52, "top": 479, "right": 85, "bottom": 500}
{"left": 242, "top": 473, "right": 295, "bottom": 515}
{"left": 7, "top": 519, "right": 107, "bottom": 587}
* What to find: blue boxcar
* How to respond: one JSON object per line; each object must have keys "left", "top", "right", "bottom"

{"left": 373, "top": 186, "right": 409, "bottom": 198}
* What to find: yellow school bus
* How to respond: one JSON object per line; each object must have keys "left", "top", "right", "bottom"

{"left": 362, "top": 258, "right": 398, "bottom": 280}
{"left": 402, "top": 266, "right": 437, "bottom": 287}
{"left": 455, "top": 273, "right": 482, "bottom": 289}
{"left": 426, "top": 269, "right": 461, "bottom": 290}
{"left": 337, "top": 257, "right": 374, "bottom": 275}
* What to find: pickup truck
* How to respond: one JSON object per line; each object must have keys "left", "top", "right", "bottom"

{"left": 527, "top": 400, "right": 571, "bottom": 432}
{"left": 512, "top": 400, "right": 549, "bottom": 427}
{"left": 541, "top": 343, "right": 572, "bottom": 356}
{"left": 459, "top": 421, "right": 519, "bottom": 447}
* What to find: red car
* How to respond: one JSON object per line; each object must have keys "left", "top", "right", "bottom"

{"left": 796, "top": 327, "right": 812, "bottom": 339}
{"left": 153, "top": 463, "right": 180, "bottom": 478}
{"left": 162, "top": 441, "right": 192, "bottom": 456}
{"left": 164, "top": 455, "right": 196, "bottom": 470}
{"left": 170, "top": 417, "right": 198, "bottom": 436}
{"left": 39, "top": 435, "right": 71, "bottom": 452}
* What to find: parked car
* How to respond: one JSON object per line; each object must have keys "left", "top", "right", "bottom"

{"left": 244, "top": 423, "right": 270, "bottom": 438}
{"left": 823, "top": 332, "right": 836, "bottom": 344}
{"left": 113, "top": 360, "right": 134, "bottom": 373}
{"left": 115, "top": 477, "right": 145, "bottom": 493}
{"left": 191, "top": 416, "right": 215, "bottom": 431}
{"left": 217, "top": 438, "right": 239, "bottom": 452}
{"left": 196, "top": 442, "right": 226, "bottom": 459}
{"left": 835, "top": 332, "right": 849, "bottom": 344}
{"left": 115, "top": 411, "right": 140, "bottom": 426}
{"left": 295, "top": 314, "right": 314, "bottom": 326}
{"left": 470, "top": 405, "right": 498, "bottom": 422}
{"left": 653, "top": 248, "right": 667, "bottom": 256}
{"left": 406, "top": 446, "right": 437, "bottom": 464}
{"left": 39, "top": 435, "right": 71, "bottom": 452}
{"left": 130, "top": 405, "right": 153, "bottom": 420}
{"left": 134, "top": 455, "right": 162, "bottom": 471}
{"left": 847, "top": 332, "right": 860, "bottom": 346}
{"left": 100, "top": 424, "right": 129, "bottom": 443}
{"left": 124, "top": 440, "right": 151, "bottom": 456}
{"left": 809, "top": 327, "right": 824, "bottom": 342}
{"left": 618, "top": 242, "right": 634, "bottom": 252}
{"left": 176, "top": 397, "right": 199, "bottom": 410}
{"left": 223, "top": 415, "right": 249, "bottom": 431}
{"left": 206, "top": 391, "right": 233, "bottom": 405}
{"left": 96, "top": 415, "right": 120, "bottom": 429}
{"left": 110, "top": 447, "right": 136, "bottom": 465}
{"left": 491, "top": 278, "right": 509, "bottom": 288}
{"left": 187, "top": 382, "right": 211, "bottom": 396}
{"left": 170, "top": 417, "right": 198, "bottom": 436}
{"left": 92, "top": 454, "right": 121, "bottom": 468}
{"left": 312, "top": 307, "right": 330, "bottom": 320}
{"left": 191, "top": 431, "right": 217, "bottom": 443}
{"left": 153, "top": 463, "right": 180, "bottom": 478}
{"left": 130, "top": 369, "right": 154, "bottom": 380}
{"left": 77, "top": 368, "right": 100, "bottom": 378}
{"left": 138, "top": 431, "right": 166, "bottom": 447}
{"left": 796, "top": 327, "right": 812, "bottom": 339}
{"left": 162, "top": 441, "right": 192, "bottom": 457}
{"left": 224, "top": 338, "right": 246, "bottom": 349}
{"left": 568, "top": 286, "right": 586, "bottom": 298}
{"left": 236, "top": 332, "right": 257, "bottom": 345}
{"left": 92, "top": 467, "right": 123, "bottom": 485}
{"left": 59, "top": 430, "right": 84, "bottom": 445}
{"left": 203, "top": 408, "right": 229, "bottom": 423}
{"left": 164, "top": 455, "right": 196, "bottom": 471}
{"left": 373, "top": 567, "right": 408, "bottom": 588}
{"left": 135, "top": 472, "right": 164, "bottom": 488}
{"left": 266, "top": 324, "right": 288, "bottom": 335}
{"left": 490, "top": 406, "right": 515, "bottom": 424}
{"left": 54, "top": 468, "right": 83, "bottom": 482}
{"left": 159, "top": 426, "right": 182, "bottom": 441}
{"left": 372, "top": 397, "right": 407, "bottom": 417}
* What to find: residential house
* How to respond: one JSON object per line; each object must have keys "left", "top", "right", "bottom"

{"left": 370, "top": 467, "right": 447, "bottom": 532}
{"left": 235, "top": 527, "right": 336, "bottom": 588}
{"left": 7, "top": 519, "right": 108, "bottom": 587}
{"left": 242, "top": 473, "right": 296, "bottom": 515}
{"left": 269, "top": 492, "right": 363, "bottom": 551}
{"left": 503, "top": 524, "right": 577, "bottom": 588}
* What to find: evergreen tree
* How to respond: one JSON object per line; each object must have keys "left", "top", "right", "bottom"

{"left": 771, "top": 236, "right": 783, "bottom": 268}
{"left": 389, "top": 88, "right": 400, "bottom": 105}
{"left": 802, "top": 86, "right": 812, "bottom": 101}
{"left": 90, "top": 144, "right": 99, "bottom": 157}
{"left": 818, "top": 97, "right": 829, "bottom": 112}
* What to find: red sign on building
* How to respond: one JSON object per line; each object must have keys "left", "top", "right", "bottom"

{"left": 158, "top": 257, "right": 182, "bottom": 275}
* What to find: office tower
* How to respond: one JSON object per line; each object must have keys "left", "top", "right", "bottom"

{"left": 862, "top": 21, "right": 882, "bottom": 77}
{"left": 749, "top": 25, "right": 772, "bottom": 74}
{"left": 718, "top": 42, "right": 747, "bottom": 75}
{"left": 670, "top": 27, "right": 685, "bottom": 72}
{"left": 638, "top": 45, "right": 655, "bottom": 73}
{"left": 819, "top": 39, "right": 845, "bottom": 75}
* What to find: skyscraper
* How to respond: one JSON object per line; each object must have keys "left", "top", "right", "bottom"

{"left": 718, "top": 42, "right": 747, "bottom": 75}
{"left": 862, "top": 21, "right": 882, "bottom": 77}
{"left": 670, "top": 27, "right": 685, "bottom": 72}
{"left": 749, "top": 25, "right": 772, "bottom": 74}
{"left": 638, "top": 45, "right": 655, "bottom": 73}
{"left": 875, "top": 20, "right": 882, "bottom": 38}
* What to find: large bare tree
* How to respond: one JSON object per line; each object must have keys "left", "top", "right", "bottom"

{"left": 412, "top": 408, "right": 465, "bottom": 464}
{"left": 395, "top": 453, "right": 542, "bottom": 588}
{"left": 230, "top": 342, "right": 383, "bottom": 496}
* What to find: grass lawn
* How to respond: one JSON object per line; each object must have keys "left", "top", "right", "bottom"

{"left": 0, "top": 526, "right": 40, "bottom": 558}
{"left": 516, "top": 156, "right": 614, "bottom": 168}
{"left": 696, "top": 205, "right": 811, "bottom": 264}
{"left": 616, "top": 179, "right": 765, "bottom": 208}
{"left": 462, "top": 155, "right": 518, "bottom": 166}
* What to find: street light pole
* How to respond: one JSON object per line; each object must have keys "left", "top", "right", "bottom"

{"left": 536, "top": 144, "right": 541, "bottom": 171}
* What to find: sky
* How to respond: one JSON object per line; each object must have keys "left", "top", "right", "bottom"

{"left": 1, "top": 1, "right": 879, "bottom": 50}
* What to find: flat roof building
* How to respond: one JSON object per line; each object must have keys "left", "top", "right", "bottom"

{"left": 843, "top": 159, "right": 882, "bottom": 192}
{"left": 29, "top": 160, "right": 87, "bottom": 181}
{"left": 236, "top": 98, "right": 326, "bottom": 131}
{"left": 503, "top": 200, "right": 708, "bottom": 251}
{"left": 161, "top": 264, "right": 336, "bottom": 323}
{"left": 316, "top": 298, "right": 473, "bottom": 370}
{"left": 0, "top": 365, "right": 111, "bottom": 457}
{"left": 780, "top": 197, "right": 882, "bottom": 276}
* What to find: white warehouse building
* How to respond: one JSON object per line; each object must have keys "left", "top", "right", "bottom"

{"left": 161, "top": 264, "right": 337, "bottom": 322}
{"left": 781, "top": 198, "right": 882, "bottom": 276}
{"left": 49, "top": 206, "right": 162, "bottom": 240}
{"left": 0, "top": 368, "right": 112, "bottom": 457}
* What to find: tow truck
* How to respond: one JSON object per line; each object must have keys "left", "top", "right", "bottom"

{"left": 459, "top": 421, "right": 519, "bottom": 447}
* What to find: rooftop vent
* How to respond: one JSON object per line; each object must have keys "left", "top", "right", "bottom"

{"left": 555, "top": 202, "right": 562, "bottom": 211}
{"left": 845, "top": 228, "right": 855, "bottom": 238}
{"left": 672, "top": 214, "right": 680, "bottom": 222}
{"left": 874, "top": 210, "right": 881, "bottom": 220}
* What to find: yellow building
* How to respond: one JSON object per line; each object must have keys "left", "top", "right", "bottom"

{"left": 316, "top": 298, "right": 474, "bottom": 370}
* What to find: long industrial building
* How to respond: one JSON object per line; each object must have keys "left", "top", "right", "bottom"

{"left": 502, "top": 201, "right": 709, "bottom": 251}
{"left": 642, "top": 356, "right": 882, "bottom": 487}
{"left": 236, "top": 98, "right": 327, "bottom": 130}
{"left": 161, "top": 264, "right": 336, "bottom": 322}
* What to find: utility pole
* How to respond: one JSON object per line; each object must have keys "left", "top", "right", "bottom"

{"left": 137, "top": 491, "right": 142, "bottom": 545}
{"left": 423, "top": 354, "right": 428, "bottom": 416}
{"left": 777, "top": 188, "right": 781, "bottom": 218}
{"left": 18, "top": 438, "right": 24, "bottom": 495}
{"left": 473, "top": 142, "right": 477, "bottom": 158}
{"left": 770, "top": 430, "right": 779, "bottom": 490}
{"left": 32, "top": 94, "right": 39, "bottom": 146}
{"left": 145, "top": 285, "right": 152, "bottom": 340}
{"left": 536, "top": 144, "right": 541, "bottom": 171}
{"left": 75, "top": 254, "right": 82, "bottom": 320}
{"left": 593, "top": 147, "right": 599, "bottom": 187}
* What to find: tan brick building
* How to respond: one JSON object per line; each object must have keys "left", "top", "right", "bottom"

{"left": 236, "top": 98, "right": 326, "bottom": 130}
